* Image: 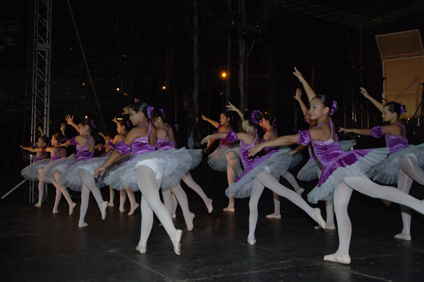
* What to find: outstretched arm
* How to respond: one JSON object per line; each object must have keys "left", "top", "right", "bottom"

{"left": 226, "top": 102, "right": 244, "bottom": 121}
{"left": 201, "top": 132, "right": 227, "bottom": 145}
{"left": 20, "top": 146, "right": 42, "bottom": 153}
{"left": 293, "top": 88, "right": 309, "bottom": 116}
{"left": 201, "top": 115, "right": 220, "bottom": 129}
{"left": 339, "top": 127, "right": 372, "bottom": 136}
{"left": 360, "top": 87, "right": 384, "bottom": 112}
{"left": 65, "top": 115, "right": 79, "bottom": 131}
{"left": 293, "top": 67, "right": 316, "bottom": 102}
{"left": 98, "top": 132, "right": 107, "bottom": 142}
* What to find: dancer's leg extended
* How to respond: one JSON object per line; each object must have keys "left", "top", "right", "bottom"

{"left": 248, "top": 180, "right": 265, "bottom": 245}
{"left": 171, "top": 183, "right": 195, "bottom": 231}
{"left": 395, "top": 170, "right": 413, "bottom": 241}
{"left": 78, "top": 169, "right": 107, "bottom": 220}
{"left": 53, "top": 171, "right": 76, "bottom": 215}
{"left": 225, "top": 151, "right": 242, "bottom": 212}
{"left": 182, "top": 173, "right": 213, "bottom": 213}
{"left": 266, "top": 171, "right": 281, "bottom": 219}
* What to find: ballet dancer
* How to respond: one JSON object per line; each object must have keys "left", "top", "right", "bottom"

{"left": 58, "top": 116, "right": 108, "bottom": 228}
{"left": 249, "top": 67, "right": 424, "bottom": 264}
{"left": 152, "top": 109, "right": 212, "bottom": 229}
{"left": 202, "top": 109, "right": 326, "bottom": 245}
{"left": 38, "top": 131, "right": 77, "bottom": 214}
{"left": 21, "top": 128, "right": 50, "bottom": 207}
{"left": 202, "top": 112, "right": 242, "bottom": 212}
{"left": 95, "top": 102, "right": 192, "bottom": 255}
{"left": 339, "top": 87, "right": 424, "bottom": 241}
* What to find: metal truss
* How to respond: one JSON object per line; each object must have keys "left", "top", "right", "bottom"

{"left": 30, "top": 0, "right": 52, "bottom": 203}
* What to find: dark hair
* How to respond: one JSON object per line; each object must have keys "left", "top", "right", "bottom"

{"left": 130, "top": 101, "right": 150, "bottom": 117}
{"left": 243, "top": 111, "right": 260, "bottom": 130}
{"left": 384, "top": 102, "right": 404, "bottom": 117}
{"left": 151, "top": 108, "right": 166, "bottom": 121}
{"left": 81, "top": 119, "right": 96, "bottom": 131}
{"left": 38, "top": 135, "right": 49, "bottom": 145}
{"left": 52, "top": 133, "right": 66, "bottom": 144}
{"left": 221, "top": 112, "right": 230, "bottom": 119}
{"left": 313, "top": 95, "right": 338, "bottom": 114}
{"left": 263, "top": 112, "right": 276, "bottom": 126}
{"left": 117, "top": 119, "right": 131, "bottom": 132}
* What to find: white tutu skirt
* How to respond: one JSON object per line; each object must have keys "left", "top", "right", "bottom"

{"left": 297, "top": 158, "right": 321, "bottom": 181}
{"left": 39, "top": 154, "right": 76, "bottom": 183}
{"left": 58, "top": 157, "right": 108, "bottom": 192}
{"left": 208, "top": 144, "right": 240, "bottom": 172}
{"left": 21, "top": 159, "right": 50, "bottom": 181}
{"left": 367, "top": 143, "right": 424, "bottom": 184}
{"left": 308, "top": 147, "right": 389, "bottom": 204}
{"left": 106, "top": 148, "right": 192, "bottom": 191}
{"left": 225, "top": 146, "right": 292, "bottom": 199}
{"left": 288, "top": 152, "right": 303, "bottom": 170}
{"left": 187, "top": 149, "right": 203, "bottom": 170}
{"left": 339, "top": 139, "right": 356, "bottom": 151}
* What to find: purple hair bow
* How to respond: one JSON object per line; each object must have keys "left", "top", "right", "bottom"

{"left": 399, "top": 103, "right": 405, "bottom": 115}
{"left": 160, "top": 109, "right": 166, "bottom": 119}
{"left": 329, "top": 101, "right": 337, "bottom": 116}
{"left": 147, "top": 106, "right": 154, "bottom": 117}
{"left": 91, "top": 119, "right": 96, "bottom": 128}
{"left": 251, "top": 110, "right": 263, "bottom": 124}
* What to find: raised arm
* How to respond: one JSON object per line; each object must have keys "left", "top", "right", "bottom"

{"left": 360, "top": 87, "right": 384, "bottom": 112}
{"left": 226, "top": 102, "right": 244, "bottom": 121}
{"left": 60, "top": 123, "right": 67, "bottom": 138}
{"left": 65, "top": 115, "right": 79, "bottom": 131}
{"left": 293, "top": 67, "right": 316, "bottom": 102}
{"left": 37, "top": 126, "right": 44, "bottom": 136}
{"left": 201, "top": 115, "right": 220, "bottom": 129}
{"left": 293, "top": 88, "right": 309, "bottom": 116}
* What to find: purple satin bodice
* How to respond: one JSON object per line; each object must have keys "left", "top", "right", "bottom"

{"left": 371, "top": 123, "right": 409, "bottom": 154}
{"left": 34, "top": 147, "right": 48, "bottom": 162}
{"left": 116, "top": 123, "right": 157, "bottom": 159}
{"left": 50, "top": 148, "right": 66, "bottom": 161}
{"left": 157, "top": 126, "right": 176, "bottom": 151}
{"left": 72, "top": 136, "right": 94, "bottom": 161}
{"left": 108, "top": 141, "right": 116, "bottom": 151}
{"left": 226, "top": 130, "right": 257, "bottom": 168}
{"left": 259, "top": 127, "right": 278, "bottom": 153}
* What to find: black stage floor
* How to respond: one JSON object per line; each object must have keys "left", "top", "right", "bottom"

{"left": 1, "top": 160, "right": 424, "bottom": 281}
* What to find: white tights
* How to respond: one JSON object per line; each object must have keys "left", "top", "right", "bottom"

{"left": 394, "top": 154, "right": 424, "bottom": 240}
{"left": 225, "top": 151, "right": 242, "bottom": 210}
{"left": 248, "top": 170, "right": 324, "bottom": 241}
{"left": 162, "top": 183, "right": 195, "bottom": 230}
{"left": 136, "top": 165, "right": 178, "bottom": 250}
{"left": 331, "top": 175, "right": 424, "bottom": 259}
{"left": 78, "top": 169, "right": 105, "bottom": 224}
{"left": 270, "top": 171, "right": 304, "bottom": 216}
{"left": 52, "top": 171, "right": 75, "bottom": 214}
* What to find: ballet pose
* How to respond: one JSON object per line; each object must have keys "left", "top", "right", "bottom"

{"left": 95, "top": 102, "right": 191, "bottom": 255}
{"left": 58, "top": 116, "right": 108, "bottom": 228}
{"left": 152, "top": 109, "right": 212, "bottom": 230}
{"left": 202, "top": 109, "right": 326, "bottom": 245}
{"left": 21, "top": 130, "right": 50, "bottom": 207}
{"left": 37, "top": 132, "right": 77, "bottom": 214}
{"left": 340, "top": 87, "right": 424, "bottom": 241}
{"left": 202, "top": 112, "right": 242, "bottom": 212}
{"left": 250, "top": 67, "right": 424, "bottom": 264}
{"left": 102, "top": 118, "right": 139, "bottom": 215}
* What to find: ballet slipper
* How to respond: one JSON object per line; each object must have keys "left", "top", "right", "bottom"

{"left": 52, "top": 209, "right": 59, "bottom": 214}
{"left": 206, "top": 199, "right": 213, "bottom": 213}
{"left": 100, "top": 201, "right": 108, "bottom": 220}
{"left": 107, "top": 202, "right": 114, "bottom": 207}
{"left": 324, "top": 254, "right": 351, "bottom": 265}
{"left": 312, "top": 208, "right": 326, "bottom": 229}
{"left": 78, "top": 222, "right": 88, "bottom": 228}
{"left": 394, "top": 233, "right": 412, "bottom": 241}
{"left": 185, "top": 213, "right": 195, "bottom": 231}
{"left": 128, "top": 203, "right": 139, "bottom": 215}
{"left": 266, "top": 213, "right": 281, "bottom": 219}
{"left": 69, "top": 202, "right": 76, "bottom": 216}
{"left": 247, "top": 238, "right": 256, "bottom": 245}
{"left": 119, "top": 207, "right": 126, "bottom": 213}
{"left": 223, "top": 207, "right": 235, "bottom": 212}
{"left": 136, "top": 246, "right": 146, "bottom": 254}
{"left": 296, "top": 188, "right": 305, "bottom": 196}
{"left": 173, "top": 230, "right": 183, "bottom": 255}
{"left": 35, "top": 203, "right": 42, "bottom": 208}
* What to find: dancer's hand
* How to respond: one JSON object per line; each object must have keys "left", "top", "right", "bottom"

{"left": 65, "top": 114, "right": 74, "bottom": 125}
{"left": 226, "top": 102, "right": 237, "bottom": 112}
{"left": 122, "top": 106, "right": 130, "bottom": 115}
{"left": 112, "top": 117, "right": 118, "bottom": 124}
{"left": 201, "top": 114, "right": 208, "bottom": 121}
{"left": 94, "top": 167, "right": 106, "bottom": 178}
{"left": 359, "top": 87, "right": 371, "bottom": 99}
{"left": 293, "top": 67, "right": 306, "bottom": 83}
{"left": 60, "top": 123, "right": 66, "bottom": 131}
{"left": 293, "top": 88, "right": 302, "bottom": 101}
{"left": 37, "top": 126, "right": 44, "bottom": 135}
{"left": 201, "top": 135, "right": 211, "bottom": 145}
{"left": 249, "top": 143, "right": 264, "bottom": 156}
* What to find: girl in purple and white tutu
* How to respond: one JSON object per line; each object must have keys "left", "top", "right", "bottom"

{"left": 340, "top": 87, "right": 424, "bottom": 241}
{"left": 202, "top": 112, "right": 241, "bottom": 212}
{"left": 152, "top": 108, "right": 212, "bottom": 230}
{"left": 21, "top": 131, "right": 50, "bottom": 207}
{"left": 250, "top": 67, "right": 424, "bottom": 264}
{"left": 95, "top": 102, "right": 192, "bottom": 255}
{"left": 38, "top": 131, "right": 77, "bottom": 215}
{"left": 58, "top": 116, "right": 108, "bottom": 228}
{"left": 202, "top": 109, "right": 326, "bottom": 245}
